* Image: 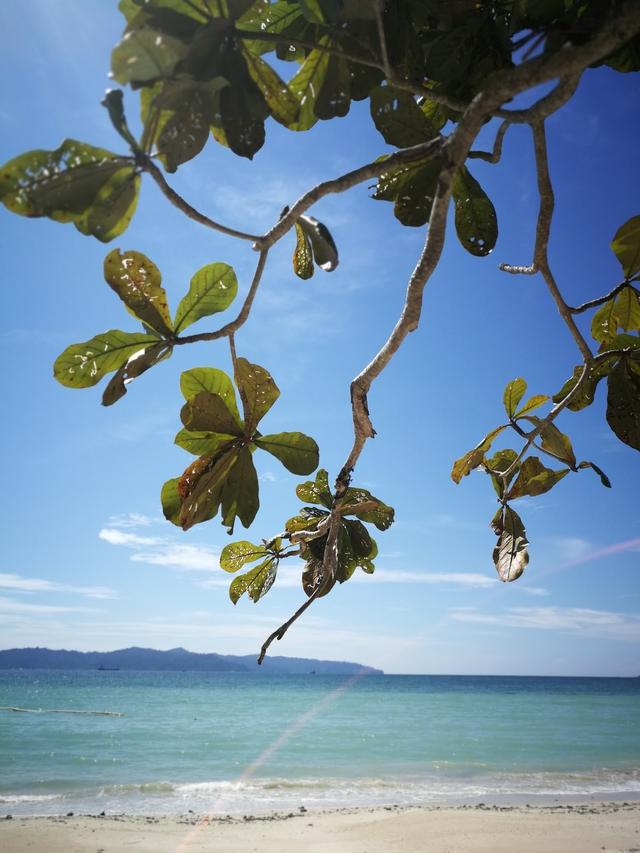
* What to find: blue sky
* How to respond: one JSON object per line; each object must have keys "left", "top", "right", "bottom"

{"left": 0, "top": 1, "right": 638, "bottom": 675}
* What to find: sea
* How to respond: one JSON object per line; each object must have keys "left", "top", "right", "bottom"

{"left": 1, "top": 671, "right": 639, "bottom": 816}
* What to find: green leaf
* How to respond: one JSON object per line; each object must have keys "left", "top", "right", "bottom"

{"left": 288, "top": 42, "right": 330, "bottom": 130}
{"left": 102, "top": 342, "right": 172, "bottom": 406}
{"left": 101, "top": 89, "right": 138, "bottom": 149}
{"left": 611, "top": 215, "right": 640, "bottom": 278}
{"left": 606, "top": 359, "right": 640, "bottom": 451}
{"left": 370, "top": 84, "right": 438, "bottom": 148}
{"left": 161, "top": 477, "right": 183, "bottom": 526}
{"left": 343, "top": 518, "right": 373, "bottom": 558}
{"left": 514, "top": 394, "right": 549, "bottom": 417}
{"left": 372, "top": 157, "right": 443, "bottom": 227}
{"left": 507, "top": 456, "right": 570, "bottom": 500}
{"left": 241, "top": 46, "right": 299, "bottom": 125}
{"left": 553, "top": 360, "right": 616, "bottom": 412}
{"left": 491, "top": 506, "right": 529, "bottom": 582}
{"left": 341, "top": 487, "right": 395, "bottom": 531}
{"left": 452, "top": 166, "right": 498, "bottom": 256}
{"left": 235, "top": 358, "right": 280, "bottom": 434}
{"left": 298, "top": 215, "right": 339, "bottom": 272}
{"left": 180, "top": 367, "right": 241, "bottom": 426}
{"left": 104, "top": 249, "right": 173, "bottom": 337}
{"left": 293, "top": 221, "right": 314, "bottom": 280}
{"left": 302, "top": 555, "right": 334, "bottom": 598}
{"left": 523, "top": 416, "right": 576, "bottom": 468}
{"left": 614, "top": 285, "right": 640, "bottom": 332}
{"left": 155, "top": 85, "right": 215, "bottom": 172}
{"left": 255, "top": 432, "right": 319, "bottom": 475}
{"left": 486, "top": 448, "right": 519, "bottom": 497}
{"left": 220, "top": 540, "right": 268, "bottom": 573}
{"left": 0, "top": 140, "right": 138, "bottom": 242}
{"left": 591, "top": 298, "right": 620, "bottom": 344}
{"left": 180, "top": 448, "right": 240, "bottom": 530}
{"left": 451, "top": 425, "right": 507, "bottom": 484}
{"left": 220, "top": 445, "right": 260, "bottom": 533}
{"left": 577, "top": 460, "right": 612, "bottom": 488}
{"left": 54, "top": 330, "right": 159, "bottom": 389}
{"left": 230, "top": 558, "right": 278, "bottom": 604}
{"left": 181, "top": 391, "right": 244, "bottom": 436}
{"left": 174, "top": 262, "right": 238, "bottom": 333}
{"left": 175, "top": 428, "right": 235, "bottom": 456}
{"left": 296, "top": 468, "right": 333, "bottom": 508}
{"left": 503, "top": 377, "right": 526, "bottom": 418}
{"left": 314, "top": 54, "right": 351, "bottom": 121}
{"left": 111, "top": 28, "right": 189, "bottom": 87}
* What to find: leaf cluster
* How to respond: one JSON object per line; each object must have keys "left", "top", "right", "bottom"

{"left": 163, "top": 363, "right": 319, "bottom": 534}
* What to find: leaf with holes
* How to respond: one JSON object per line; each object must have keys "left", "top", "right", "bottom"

{"left": 181, "top": 391, "right": 244, "bottom": 436}
{"left": 235, "top": 358, "right": 280, "bottom": 435}
{"left": 102, "top": 342, "right": 173, "bottom": 406}
{"left": 111, "top": 28, "right": 189, "bottom": 87}
{"left": 0, "top": 140, "right": 139, "bottom": 242}
{"left": 452, "top": 166, "right": 498, "bottom": 256}
{"left": 104, "top": 249, "right": 173, "bottom": 337}
{"left": 229, "top": 558, "right": 278, "bottom": 603}
{"left": 220, "top": 540, "right": 269, "bottom": 573}
{"left": 296, "top": 469, "right": 333, "bottom": 508}
{"left": 370, "top": 84, "right": 438, "bottom": 148}
{"left": 54, "top": 330, "right": 160, "bottom": 389}
{"left": 491, "top": 506, "right": 529, "bottom": 582}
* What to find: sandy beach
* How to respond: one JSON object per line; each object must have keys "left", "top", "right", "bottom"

{"left": 1, "top": 802, "right": 639, "bottom": 853}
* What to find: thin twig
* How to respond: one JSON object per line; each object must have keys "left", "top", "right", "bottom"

{"left": 468, "top": 119, "right": 511, "bottom": 163}
{"left": 569, "top": 280, "right": 640, "bottom": 314}
{"left": 258, "top": 585, "right": 324, "bottom": 664}
{"left": 143, "top": 157, "right": 261, "bottom": 243}
{"left": 175, "top": 249, "right": 269, "bottom": 346}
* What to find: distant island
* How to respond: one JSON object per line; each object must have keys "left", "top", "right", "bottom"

{"left": 0, "top": 646, "right": 383, "bottom": 675}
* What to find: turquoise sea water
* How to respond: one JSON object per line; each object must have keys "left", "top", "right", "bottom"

{"left": 1, "top": 671, "right": 639, "bottom": 815}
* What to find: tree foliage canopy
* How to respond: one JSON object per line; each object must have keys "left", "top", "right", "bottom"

{"left": 2, "top": 0, "right": 639, "bottom": 660}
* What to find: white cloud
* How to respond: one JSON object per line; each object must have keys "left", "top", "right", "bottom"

{"left": 107, "top": 513, "right": 154, "bottom": 530}
{"left": 0, "top": 573, "right": 116, "bottom": 600}
{"left": 353, "top": 570, "right": 497, "bottom": 587}
{"left": 98, "top": 528, "right": 160, "bottom": 548}
{"left": 450, "top": 605, "right": 640, "bottom": 642}
{"left": 100, "top": 525, "right": 219, "bottom": 573}
{"left": 550, "top": 537, "right": 592, "bottom": 562}
{"left": 0, "top": 596, "right": 93, "bottom": 615}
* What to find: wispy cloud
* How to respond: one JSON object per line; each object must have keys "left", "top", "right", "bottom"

{"left": 0, "top": 595, "right": 94, "bottom": 615}
{"left": 450, "top": 605, "right": 640, "bottom": 642}
{"left": 99, "top": 526, "right": 219, "bottom": 573}
{"left": 0, "top": 573, "right": 116, "bottom": 600}
{"left": 107, "top": 513, "right": 154, "bottom": 530}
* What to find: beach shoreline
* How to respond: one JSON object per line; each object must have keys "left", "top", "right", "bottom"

{"left": 2, "top": 801, "right": 639, "bottom": 852}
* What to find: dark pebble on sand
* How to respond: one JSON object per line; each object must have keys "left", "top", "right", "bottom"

{"left": 66, "top": 812, "right": 74, "bottom": 817}
{"left": 5, "top": 815, "right": 12, "bottom": 820}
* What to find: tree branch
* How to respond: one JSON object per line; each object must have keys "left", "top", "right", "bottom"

{"left": 530, "top": 120, "right": 593, "bottom": 362}
{"left": 468, "top": 119, "right": 511, "bottom": 163}
{"left": 142, "top": 156, "right": 261, "bottom": 243}
{"left": 568, "top": 280, "right": 640, "bottom": 314}
{"left": 258, "top": 585, "right": 324, "bottom": 664}
{"left": 175, "top": 249, "right": 269, "bottom": 345}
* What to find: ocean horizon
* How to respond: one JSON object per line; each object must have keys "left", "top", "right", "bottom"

{"left": 1, "top": 670, "right": 639, "bottom": 816}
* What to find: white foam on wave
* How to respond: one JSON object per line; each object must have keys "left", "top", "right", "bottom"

{"left": 4, "top": 769, "right": 640, "bottom": 816}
